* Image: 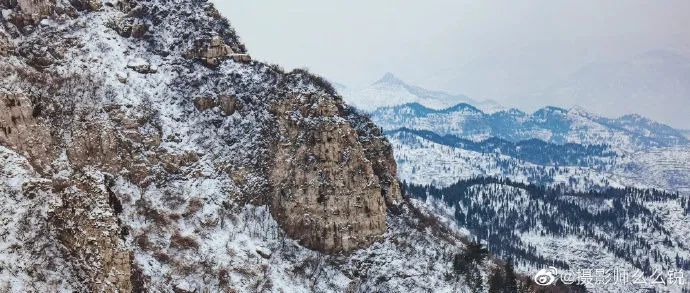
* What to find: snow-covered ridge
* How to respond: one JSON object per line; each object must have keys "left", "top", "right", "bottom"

{"left": 372, "top": 101, "right": 688, "bottom": 151}
{"left": 387, "top": 127, "right": 616, "bottom": 167}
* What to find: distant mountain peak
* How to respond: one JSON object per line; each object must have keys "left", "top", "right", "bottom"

{"left": 373, "top": 72, "right": 406, "bottom": 86}
{"left": 337, "top": 72, "right": 502, "bottom": 113}
{"left": 442, "top": 103, "right": 482, "bottom": 113}
{"left": 534, "top": 106, "right": 568, "bottom": 116}
{"left": 567, "top": 105, "right": 597, "bottom": 118}
{"left": 618, "top": 113, "right": 645, "bottom": 120}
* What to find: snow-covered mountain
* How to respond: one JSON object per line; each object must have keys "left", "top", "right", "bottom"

{"left": 1, "top": 0, "right": 578, "bottom": 292}
{"left": 372, "top": 102, "right": 689, "bottom": 151}
{"left": 390, "top": 129, "right": 690, "bottom": 292}
{"left": 337, "top": 72, "right": 504, "bottom": 113}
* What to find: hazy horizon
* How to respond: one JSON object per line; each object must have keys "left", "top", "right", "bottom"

{"left": 214, "top": 0, "right": 690, "bottom": 129}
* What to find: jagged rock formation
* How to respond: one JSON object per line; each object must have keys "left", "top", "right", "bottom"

{"left": 0, "top": 0, "right": 571, "bottom": 292}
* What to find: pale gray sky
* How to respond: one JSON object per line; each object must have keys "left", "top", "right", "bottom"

{"left": 214, "top": 0, "right": 690, "bottom": 128}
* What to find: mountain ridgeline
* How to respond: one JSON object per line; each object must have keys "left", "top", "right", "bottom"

{"left": 371, "top": 102, "right": 689, "bottom": 150}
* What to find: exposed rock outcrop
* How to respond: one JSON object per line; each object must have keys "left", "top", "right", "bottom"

{"left": 126, "top": 59, "right": 157, "bottom": 74}
{"left": 16, "top": 0, "right": 56, "bottom": 22}
{"left": 0, "top": 94, "right": 54, "bottom": 171}
{"left": 0, "top": 31, "right": 11, "bottom": 56}
{"left": 188, "top": 35, "right": 234, "bottom": 67}
{"left": 269, "top": 95, "right": 398, "bottom": 253}
{"left": 186, "top": 35, "right": 251, "bottom": 67}
{"left": 49, "top": 173, "right": 132, "bottom": 293}
{"left": 356, "top": 121, "right": 403, "bottom": 208}
{"left": 193, "top": 95, "right": 242, "bottom": 116}
{"left": 109, "top": 16, "right": 147, "bottom": 38}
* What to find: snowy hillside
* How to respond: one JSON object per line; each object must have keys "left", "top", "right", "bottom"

{"left": 389, "top": 122, "right": 690, "bottom": 292}
{"left": 389, "top": 129, "right": 690, "bottom": 194}
{"left": 337, "top": 73, "right": 504, "bottom": 113}
{"left": 389, "top": 130, "right": 625, "bottom": 191}
{"left": 614, "top": 147, "right": 690, "bottom": 194}
{"left": 406, "top": 179, "right": 690, "bottom": 293}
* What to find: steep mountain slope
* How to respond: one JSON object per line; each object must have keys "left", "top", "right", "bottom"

{"left": 337, "top": 73, "right": 503, "bottom": 113}
{"left": 372, "top": 102, "right": 688, "bottom": 151}
{"left": 0, "top": 0, "right": 573, "bottom": 292}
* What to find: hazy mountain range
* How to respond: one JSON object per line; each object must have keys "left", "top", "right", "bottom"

{"left": 334, "top": 70, "right": 689, "bottom": 151}
{"left": 413, "top": 48, "right": 690, "bottom": 129}
{"left": 335, "top": 73, "right": 504, "bottom": 113}
{"left": 525, "top": 50, "right": 690, "bottom": 129}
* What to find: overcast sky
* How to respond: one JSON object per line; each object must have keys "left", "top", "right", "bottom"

{"left": 214, "top": 0, "right": 690, "bottom": 128}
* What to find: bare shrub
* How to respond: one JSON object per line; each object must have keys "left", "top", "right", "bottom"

{"left": 169, "top": 232, "right": 199, "bottom": 250}
{"left": 290, "top": 68, "right": 337, "bottom": 96}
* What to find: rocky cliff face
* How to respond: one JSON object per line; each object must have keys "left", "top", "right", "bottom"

{"left": 270, "top": 95, "right": 393, "bottom": 253}
{"left": 0, "top": 1, "right": 548, "bottom": 292}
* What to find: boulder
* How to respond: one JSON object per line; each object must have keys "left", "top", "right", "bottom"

{"left": 110, "top": 17, "right": 147, "bottom": 38}
{"left": 230, "top": 53, "right": 251, "bottom": 63}
{"left": 127, "top": 59, "right": 157, "bottom": 74}
{"left": 188, "top": 36, "right": 236, "bottom": 67}
{"left": 218, "top": 95, "right": 240, "bottom": 116}
{"left": 193, "top": 96, "right": 215, "bottom": 112}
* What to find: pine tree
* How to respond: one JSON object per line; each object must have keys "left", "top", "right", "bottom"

{"left": 504, "top": 260, "right": 518, "bottom": 293}
{"left": 488, "top": 267, "right": 505, "bottom": 293}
